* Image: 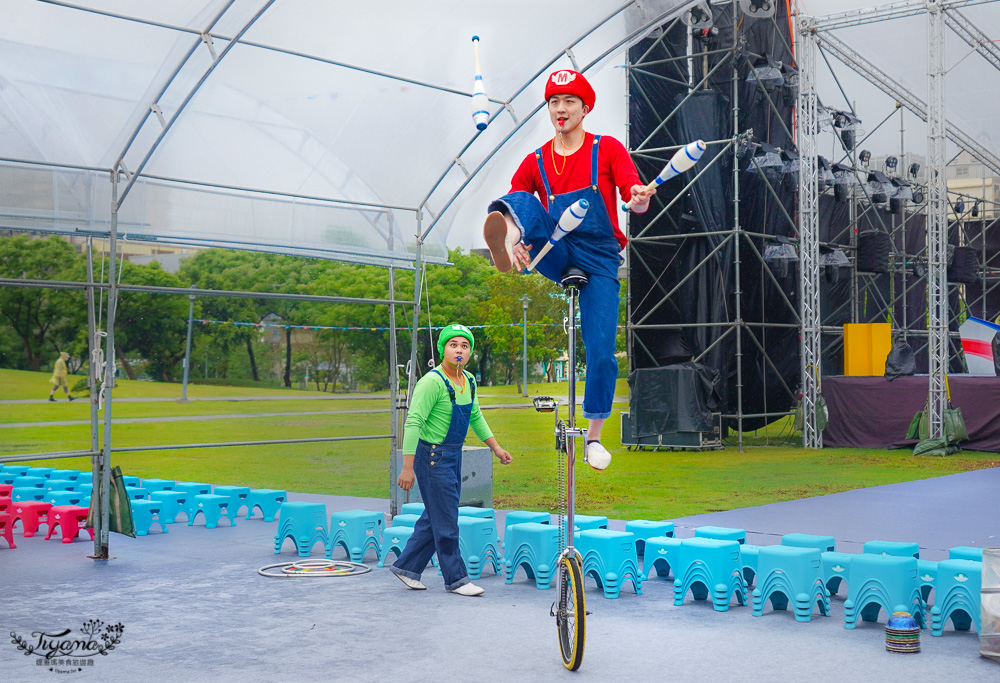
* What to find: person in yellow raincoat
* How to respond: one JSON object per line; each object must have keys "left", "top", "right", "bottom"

{"left": 48, "top": 351, "right": 75, "bottom": 402}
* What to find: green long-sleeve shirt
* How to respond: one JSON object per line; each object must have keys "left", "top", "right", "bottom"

{"left": 402, "top": 366, "right": 493, "bottom": 455}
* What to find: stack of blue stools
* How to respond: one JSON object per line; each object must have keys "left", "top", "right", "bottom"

{"left": 502, "top": 511, "right": 550, "bottom": 549}
{"left": 782, "top": 534, "right": 836, "bottom": 590}
{"left": 378, "top": 525, "right": 416, "bottom": 567}
{"left": 400, "top": 503, "right": 425, "bottom": 515}
{"left": 752, "top": 545, "right": 830, "bottom": 622}
{"left": 132, "top": 499, "right": 169, "bottom": 536}
{"left": 625, "top": 520, "right": 674, "bottom": 556}
{"left": 456, "top": 515, "right": 501, "bottom": 579}
{"left": 642, "top": 536, "right": 682, "bottom": 580}
{"left": 328, "top": 509, "right": 384, "bottom": 562}
{"left": 931, "top": 559, "right": 982, "bottom": 636}
{"left": 503, "top": 522, "right": 561, "bottom": 589}
{"left": 673, "top": 537, "right": 748, "bottom": 611}
{"left": 576, "top": 529, "right": 642, "bottom": 599}
{"left": 457, "top": 506, "right": 494, "bottom": 518}
{"left": 245, "top": 489, "right": 287, "bottom": 522}
{"left": 844, "top": 554, "right": 925, "bottom": 629}
{"left": 739, "top": 544, "right": 761, "bottom": 587}
{"left": 389, "top": 514, "right": 422, "bottom": 528}
{"left": 274, "top": 501, "right": 328, "bottom": 556}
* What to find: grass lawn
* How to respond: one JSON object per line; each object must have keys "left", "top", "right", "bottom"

{"left": 3, "top": 370, "right": 997, "bottom": 519}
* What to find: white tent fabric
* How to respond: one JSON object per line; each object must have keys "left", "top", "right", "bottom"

{"left": 0, "top": 0, "right": 694, "bottom": 264}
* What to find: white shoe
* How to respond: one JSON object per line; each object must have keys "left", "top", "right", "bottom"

{"left": 451, "top": 582, "right": 485, "bottom": 596}
{"left": 393, "top": 572, "right": 426, "bottom": 590}
{"left": 586, "top": 441, "right": 612, "bottom": 471}
{"left": 484, "top": 212, "right": 516, "bottom": 273}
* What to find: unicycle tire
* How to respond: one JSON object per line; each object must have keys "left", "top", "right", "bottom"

{"left": 556, "top": 554, "right": 586, "bottom": 670}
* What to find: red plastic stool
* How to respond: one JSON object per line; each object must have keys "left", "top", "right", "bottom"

{"left": 44, "top": 505, "right": 93, "bottom": 544}
{"left": 0, "top": 512, "right": 16, "bottom": 548}
{"left": 0, "top": 495, "right": 11, "bottom": 515}
{"left": 11, "top": 500, "right": 53, "bottom": 537}
{"left": 0, "top": 483, "right": 13, "bottom": 497}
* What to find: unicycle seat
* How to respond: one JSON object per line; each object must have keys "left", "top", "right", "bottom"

{"left": 560, "top": 267, "right": 589, "bottom": 289}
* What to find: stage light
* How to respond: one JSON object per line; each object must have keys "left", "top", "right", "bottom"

{"left": 781, "top": 148, "right": 800, "bottom": 192}
{"left": 817, "top": 156, "right": 835, "bottom": 189}
{"left": 909, "top": 163, "right": 920, "bottom": 178}
{"left": 739, "top": 0, "right": 775, "bottom": 18}
{"left": 683, "top": 2, "right": 713, "bottom": 29}
{"left": 912, "top": 188, "right": 925, "bottom": 203}
{"left": 859, "top": 149, "right": 872, "bottom": 165}
{"left": 866, "top": 170, "right": 894, "bottom": 205}
{"left": 954, "top": 200, "right": 966, "bottom": 214}
{"left": 890, "top": 177, "right": 913, "bottom": 200}
{"left": 763, "top": 241, "right": 798, "bottom": 278}
{"left": 914, "top": 264, "right": 927, "bottom": 278}
{"left": 972, "top": 201, "right": 980, "bottom": 218}
{"left": 885, "top": 156, "right": 898, "bottom": 171}
{"left": 832, "top": 112, "right": 863, "bottom": 151}
{"left": 821, "top": 249, "right": 850, "bottom": 283}
{"left": 747, "top": 55, "right": 784, "bottom": 92}
{"left": 832, "top": 162, "right": 859, "bottom": 203}
{"left": 746, "top": 142, "right": 784, "bottom": 182}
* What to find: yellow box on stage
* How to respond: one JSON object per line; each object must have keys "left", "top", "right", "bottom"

{"left": 843, "top": 323, "right": 892, "bottom": 376}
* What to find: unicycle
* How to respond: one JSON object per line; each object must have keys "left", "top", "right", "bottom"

{"left": 533, "top": 266, "right": 590, "bottom": 671}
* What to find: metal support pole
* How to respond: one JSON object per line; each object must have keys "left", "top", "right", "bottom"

{"left": 180, "top": 285, "right": 196, "bottom": 402}
{"left": 796, "top": 15, "right": 823, "bottom": 448}
{"left": 85, "top": 237, "right": 102, "bottom": 558}
{"left": 732, "top": 0, "right": 745, "bottom": 450}
{"left": 521, "top": 294, "right": 531, "bottom": 397}
{"left": 388, "top": 261, "right": 400, "bottom": 516}
{"left": 926, "top": 0, "right": 949, "bottom": 439}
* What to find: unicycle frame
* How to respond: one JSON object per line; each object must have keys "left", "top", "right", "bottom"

{"left": 560, "top": 282, "right": 586, "bottom": 563}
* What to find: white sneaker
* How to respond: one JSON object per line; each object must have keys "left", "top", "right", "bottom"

{"left": 586, "top": 441, "right": 612, "bottom": 471}
{"left": 451, "top": 582, "right": 485, "bottom": 596}
{"left": 484, "top": 212, "right": 516, "bottom": 273}
{"left": 393, "top": 572, "right": 426, "bottom": 590}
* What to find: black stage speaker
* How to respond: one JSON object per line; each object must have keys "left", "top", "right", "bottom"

{"left": 856, "top": 230, "right": 890, "bottom": 274}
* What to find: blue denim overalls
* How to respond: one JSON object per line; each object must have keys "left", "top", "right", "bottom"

{"left": 391, "top": 369, "right": 475, "bottom": 590}
{"left": 489, "top": 135, "right": 620, "bottom": 419}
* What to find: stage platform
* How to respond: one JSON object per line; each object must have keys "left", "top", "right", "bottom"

{"left": 3, "top": 474, "right": 999, "bottom": 682}
{"left": 824, "top": 375, "right": 1000, "bottom": 452}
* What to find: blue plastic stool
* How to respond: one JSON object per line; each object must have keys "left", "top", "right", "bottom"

{"left": 695, "top": 525, "right": 746, "bottom": 544}
{"left": 46, "top": 491, "right": 86, "bottom": 507}
{"left": 245, "top": 489, "right": 286, "bottom": 521}
{"left": 844, "top": 554, "right": 925, "bottom": 629}
{"left": 577, "top": 529, "right": 642, "bottom": 599}
{"left": 740, "top": 544, "right": 761, "bottom": 587}
{"left": 821, "top": 551, "right": 853, "bottom": 595}
{"left": 0, "top": 473, "right": 17, "bottom": 486}
{"left": 782, "top": 533, "right": 836, "bottom": 552}
{"left": 212, "top": 486, "right": 251, "bottom": 517}
{"left": 49, "top": 469, "right": 81, "bottom": 481}
{"left": 12, "top": 487, "right": 48, "bottom": 502}
{"left": 673, "top": 537, "right": 748, "bottom": 611}
{"left": 25, "top": 467, "right": 55, "bottom": 479}
{"left": 931, "top": 559, "right": 982, "bottom": 636}
{"left": 45, "top": 479, "right": 78, "bottom": 492}
{"left": 77, "top": 484, "right": 93, "bottom": 498}
{"left": 127, "top": 487, "right": 149, "bottom": 501}
{"left": 174, "top": 483, "right": 212, "bottom": 514}
{"left": 570, "top": 514, "right": 608, "bottom": 532}
{"left": 949, "top": 546, "right": 983, "bottom": 562}
{"left": 457, "top": 506, "right": 494, "bottom": 518}
{"left": 1, "top": 466, "right": 31, "bottom": 477}
{"left": 389, "top": 514, "right": 421, "bottom": 527}
{"left": 121, "top": 475, "right": 140, "bottom": 488}
{"left": 274, "top": 501, "right": 328, "bottom": 557}
{"left": 12, "top": 476, "right": 47, "bottom": 489}
{"left": 502, "top": 511, "right": 550, "bottom": 549}
{"left": 378, "top": 526, "right": 416, "bottom": 567}
{"left": 131, "top": 499, "right": 169, "bottom": 536}
{"left": 149, "top": 491, "right": 189, "bottom": 523}
{"left": 140, "top": 478, "right": 176, "bottom": 493}
{"left": 456, "top": 516, "right": 502, "bottom": 580}
{"left": 503, "top": 522, "right": 561, "bottom": 590}
{"left": 328, "top": 509, "right": 384, "bottom": 562}
{"left": 399, "top": 503, "right": 425, "bottom": 516}
{"left": 626, "top": 520, "right": 675, "bottom": 556}
{"left": 917, "top": 559, "right": 938, "bottom": 603}
{"left": 751, "top": 545, "right": 830, "bottom": 622}
{"left": 187, "top": 494, "right": 237, "bottom": 529}
{"left": 642, "top": 536, "right": 683, "bottom": 580}
{"left": 863, "top": 539, "right": 919, "bottom": 559}
{"left": 75, "top": 472, "right": 93, "bottom": 485}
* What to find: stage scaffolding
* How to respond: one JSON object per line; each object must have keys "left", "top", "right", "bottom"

{"left": 626, "top": 0, "right": 1000, "bottom": 449}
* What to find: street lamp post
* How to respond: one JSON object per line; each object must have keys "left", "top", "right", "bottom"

{"left": 180, "top": 284, "right": 196, "bottom": 402}
{"left": 521, "top": 294, "right": 531, "bottom": 397}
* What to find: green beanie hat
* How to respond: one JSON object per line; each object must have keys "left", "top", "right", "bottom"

{"left": 437, "top": 323, "right": 475, "bottom": 357}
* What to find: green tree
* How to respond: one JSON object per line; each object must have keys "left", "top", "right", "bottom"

{"left": 0, "top": 235, "right": 83, "bottom": 371}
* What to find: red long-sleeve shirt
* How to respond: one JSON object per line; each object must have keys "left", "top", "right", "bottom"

{"left": 509, "top": 133, "right": 641, "bottom": 249}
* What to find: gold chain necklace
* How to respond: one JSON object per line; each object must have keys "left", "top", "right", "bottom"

{"left": 551, "top": 134, "right": 585, "bottom": 176}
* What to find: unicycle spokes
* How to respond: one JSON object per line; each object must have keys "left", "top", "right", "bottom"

{"left": 554, "top": 554, "right": 586, "bottom": 671}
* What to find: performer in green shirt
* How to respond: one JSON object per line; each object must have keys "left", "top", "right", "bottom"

{"left": 390, "top": 324, "right": 513, "bottom": 596}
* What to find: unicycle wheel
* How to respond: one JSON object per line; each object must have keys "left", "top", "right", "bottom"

{"left": 556, "top": 554, "right": 586, "bottom": 670}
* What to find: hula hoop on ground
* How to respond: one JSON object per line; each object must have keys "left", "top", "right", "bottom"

{"left": 258, "top": 559, "right": 371, "bottom": 578}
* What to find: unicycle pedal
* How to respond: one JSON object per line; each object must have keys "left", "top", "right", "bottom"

{"left": 533, "top": 396, "right": 557, "bottom": 413}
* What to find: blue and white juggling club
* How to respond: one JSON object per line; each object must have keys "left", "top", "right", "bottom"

{"left": 471, "top": 36, "right": 489, "bottom": 131}
{"left": 526, "top": 199, "right": 590, "bottom": 272}
{"left": 622, "top": 139, "right": 706, "bottom": 211}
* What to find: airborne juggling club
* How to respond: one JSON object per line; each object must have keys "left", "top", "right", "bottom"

{"left": 471, "top": 36, "right": 489, "bottom": 131}
{"left": 622, "top": 140, "right": 706, "bottom": 211}
{"left": 525, "top": 199, "right": 590, "bottom": 272}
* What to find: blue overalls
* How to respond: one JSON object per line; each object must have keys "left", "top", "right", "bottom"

{"left": 391, "top": 369, "right": 475, "bottom": 590}
{"left": 488, "top": 135, "right": 620, "bottom": 419}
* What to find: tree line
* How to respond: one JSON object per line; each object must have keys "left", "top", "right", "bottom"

{"left": 0, "top": 235, "right": 626, "bottom": 391}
